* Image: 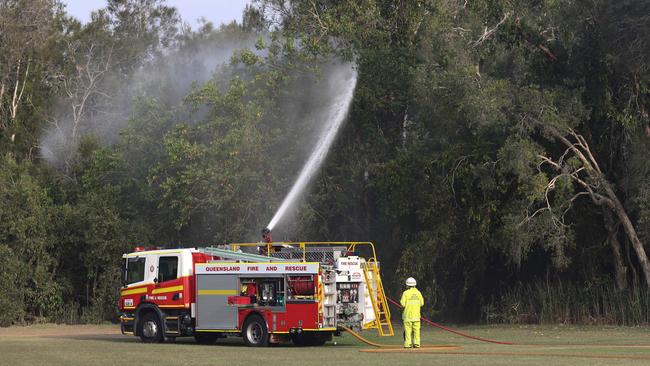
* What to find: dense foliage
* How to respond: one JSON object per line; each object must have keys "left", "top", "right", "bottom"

{"left": 1, "top": 0, "right": 649, "bottom": 326}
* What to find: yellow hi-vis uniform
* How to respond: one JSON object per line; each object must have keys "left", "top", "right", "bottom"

{"left": 400, "top": 287, "right": 424, "bottom": 348}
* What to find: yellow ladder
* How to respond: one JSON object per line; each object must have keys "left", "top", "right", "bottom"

{"left": 362, "top": 260, "right": 394, "bottom": 336}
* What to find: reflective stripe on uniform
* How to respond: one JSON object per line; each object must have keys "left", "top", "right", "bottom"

{"left": 400, "top": 287, "right": 424, "bottom": 321}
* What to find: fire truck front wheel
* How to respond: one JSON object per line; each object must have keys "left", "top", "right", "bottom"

{"left": 242, "top": 315, "right": 269, "bottom": 347}
{"left": 139, "top": 312, "right": 163, "bottom": 343}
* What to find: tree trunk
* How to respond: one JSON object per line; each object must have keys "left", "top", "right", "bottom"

{"left": 603, "top": 208, "right": 627, "bottom": 290}
{"left": 605, "top": 186, "right": 650, "bottom": 287}
{"left": 625, "top": 236, "right": 639, "bottom": 288}
{"left": 542, "top": 125, "right": 650, "bottom": 287}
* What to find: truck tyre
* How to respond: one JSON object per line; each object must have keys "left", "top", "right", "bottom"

{"left": 242, "top": 315, "right": 269, "bottom": 347}
{"left": 139, "top": 312, "right": 164, "bottom": 343}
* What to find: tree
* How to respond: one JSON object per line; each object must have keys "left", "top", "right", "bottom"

{"left": 43, "top": 0, "right": 181, "bottom": 168}
{"left": 0, "top": 0, "right": 64, "bottom": 157}
{"left": 0, "top": 0, "right": 56, "bottom": 122}
{"left": 0, "top": 154, "right": 60, "bottom": 322}
{"left": 532, "top": 123, "right": 650, "bottom": 287}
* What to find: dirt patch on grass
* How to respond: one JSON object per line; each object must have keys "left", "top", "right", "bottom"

{"left": 0, "top": 325, "right": 121, "bottom": 339}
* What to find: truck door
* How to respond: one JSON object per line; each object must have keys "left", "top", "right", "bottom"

{"left": 152, "top": 254, "right": 185, "bottom": 307}
{"left": 144, "top": 254, "right": 158, "bottom": 283}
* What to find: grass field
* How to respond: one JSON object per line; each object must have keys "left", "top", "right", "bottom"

{"left": 2, "top": 324, "right": 650, "bottom": 365}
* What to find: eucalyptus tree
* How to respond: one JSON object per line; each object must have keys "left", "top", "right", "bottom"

{"left": 0, "top": 0, "right": 66, "bottom": 157}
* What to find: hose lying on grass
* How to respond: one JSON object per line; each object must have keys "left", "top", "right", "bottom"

{"left": 386, "top": 296, "right": 650, "bottom": 349}
{"left": 386, "top": 296, "right": 513, "bottom": 345}
{"left": 341, "top": 317, "right": 650, "bottom": 360}
{"left": 339, "top": 325, "right": 459, "bottom": 351}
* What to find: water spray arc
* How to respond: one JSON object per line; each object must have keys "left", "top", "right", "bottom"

{"left": 266, "top": 66, "right": 358, "bottom": 232}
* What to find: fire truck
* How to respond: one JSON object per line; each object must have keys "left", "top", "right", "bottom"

{"left": 118, "top": 240, "right": 393, "bottom": 346}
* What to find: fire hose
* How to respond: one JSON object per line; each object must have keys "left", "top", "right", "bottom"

{"left": 339, "top": 325, "right": 460, "bottom": 350}
{"left": 338, "top": 296, "right": 510, "bottom": 350}
{"left": 341, "top": 296, "right": 650, "bottom": 360}
{"left": 385, "top": 296, "right": 514, "bottom": 345}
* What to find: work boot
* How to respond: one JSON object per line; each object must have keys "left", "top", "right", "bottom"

{"left": 414, "top": 344, "right": 421, "bottom": 348}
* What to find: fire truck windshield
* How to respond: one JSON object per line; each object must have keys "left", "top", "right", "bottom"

{"left": 125, "top": 257, "right": 145, "bottom": 285}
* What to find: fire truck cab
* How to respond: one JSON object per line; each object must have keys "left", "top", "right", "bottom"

{"left": 119, "top": 242, "right": 392, "bottom": 346}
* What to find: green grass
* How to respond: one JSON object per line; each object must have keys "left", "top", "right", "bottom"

{"left": 2, "top": 324, "right": 650, "bottom": 365}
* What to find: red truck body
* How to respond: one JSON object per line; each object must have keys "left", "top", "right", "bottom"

{"left": 118, "top": 243, "right": 391, "bottom": 346}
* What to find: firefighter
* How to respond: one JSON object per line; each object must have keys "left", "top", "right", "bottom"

{"left": 400, "top": 277, "right": 424, "bottom": 348}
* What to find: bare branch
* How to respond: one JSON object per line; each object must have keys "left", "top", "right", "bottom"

{"left": 561, "top": 191, "right": 590, "bottom": 217}
{"left": 472, "top": 13, "right": 510, "bottom": 48}
{"left": 16, "top": 60, "right": 30, "bottom": 114}
{"left": 558, "top": 144, "right": 579, "bottom": 166}
{"left": 310, "top": 1, "right": 329, "bottom": 34}
{"left": 570, "top": 128, "right": 603, "bottom": 175}
{"left": 448, "top": 155, "right": 468, "bottom": 205}
{"left": 540, "top": 123, "right": 600, "bottom": 178}
{"left": 10, "top": 59, "right": 22, "bottom": 119}
{"left": 520, "top": 206, "right": 550, "bottom": 226}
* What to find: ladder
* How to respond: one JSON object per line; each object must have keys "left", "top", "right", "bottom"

{"left": 320, "top": 268, "right": 337, "bottom": 328}
{"left": 362, "top": 260, "right": 394, "bottom": 336}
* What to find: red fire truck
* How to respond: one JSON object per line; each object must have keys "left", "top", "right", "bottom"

{"left": 118, "top": 242, "right": 393, "bottom": 346}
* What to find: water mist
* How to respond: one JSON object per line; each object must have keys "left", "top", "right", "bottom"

{"left": 266, "top": 64, "right": 357, "bottom": 231}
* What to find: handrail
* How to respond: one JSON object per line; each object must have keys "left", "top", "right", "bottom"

{"left": 201, "top": 246, "right": 290, "bottom": 262}
{"left": 227, "top": 241, "right": 378, "bottom": 262}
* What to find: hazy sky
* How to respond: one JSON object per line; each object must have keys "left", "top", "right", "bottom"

{"left": 61, "top": 0, "right": 250, "bottom": 28}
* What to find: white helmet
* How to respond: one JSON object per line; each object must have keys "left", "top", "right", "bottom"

{"left": 405, "top": 277, "right": 417, "bottom": 287}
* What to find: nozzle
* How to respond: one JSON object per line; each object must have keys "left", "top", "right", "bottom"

{"left": 261, "top": 228, "right": 272, "bottom": 243}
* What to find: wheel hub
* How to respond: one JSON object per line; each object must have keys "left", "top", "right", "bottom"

{"left": 247, "top": 323, "right": 262, "bottom": 343}
{"left": 143, "top": 320, "right": 158, "bottom": 338}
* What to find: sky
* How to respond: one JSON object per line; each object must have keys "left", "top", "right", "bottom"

{"left": 61, "top": 0, "right": 250, "bottom": 28}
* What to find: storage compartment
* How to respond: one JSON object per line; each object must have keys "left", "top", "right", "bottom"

{"left": 228, "top": 296, "right": 252, "bottom": 305}
{"left": 287, "top": 275, "right": 315, "bottom": 297}
{"left": 239, "top": 277, "right": 285, "bottom": 306}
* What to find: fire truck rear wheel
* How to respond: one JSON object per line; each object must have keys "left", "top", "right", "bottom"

{"left": 242, "top": 315, "right": 269, "bottom": 347}
{"left": 139, "top": 312, "right": 163, "bottom": 343}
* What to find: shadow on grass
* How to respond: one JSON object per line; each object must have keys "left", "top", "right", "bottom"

{"left": 51, "top": 333, "right": 359, "bottom": 349}
{"left": 45, "top": 334, "right": 138, "bottom": 343}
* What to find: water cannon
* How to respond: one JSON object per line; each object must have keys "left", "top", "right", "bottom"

{"left": 261, "top": 228, "right": 272, "bottom": 243}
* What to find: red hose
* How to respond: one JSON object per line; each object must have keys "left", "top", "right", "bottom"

{"left": 386, "top": 296, "right": 513, "bottom": 345}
